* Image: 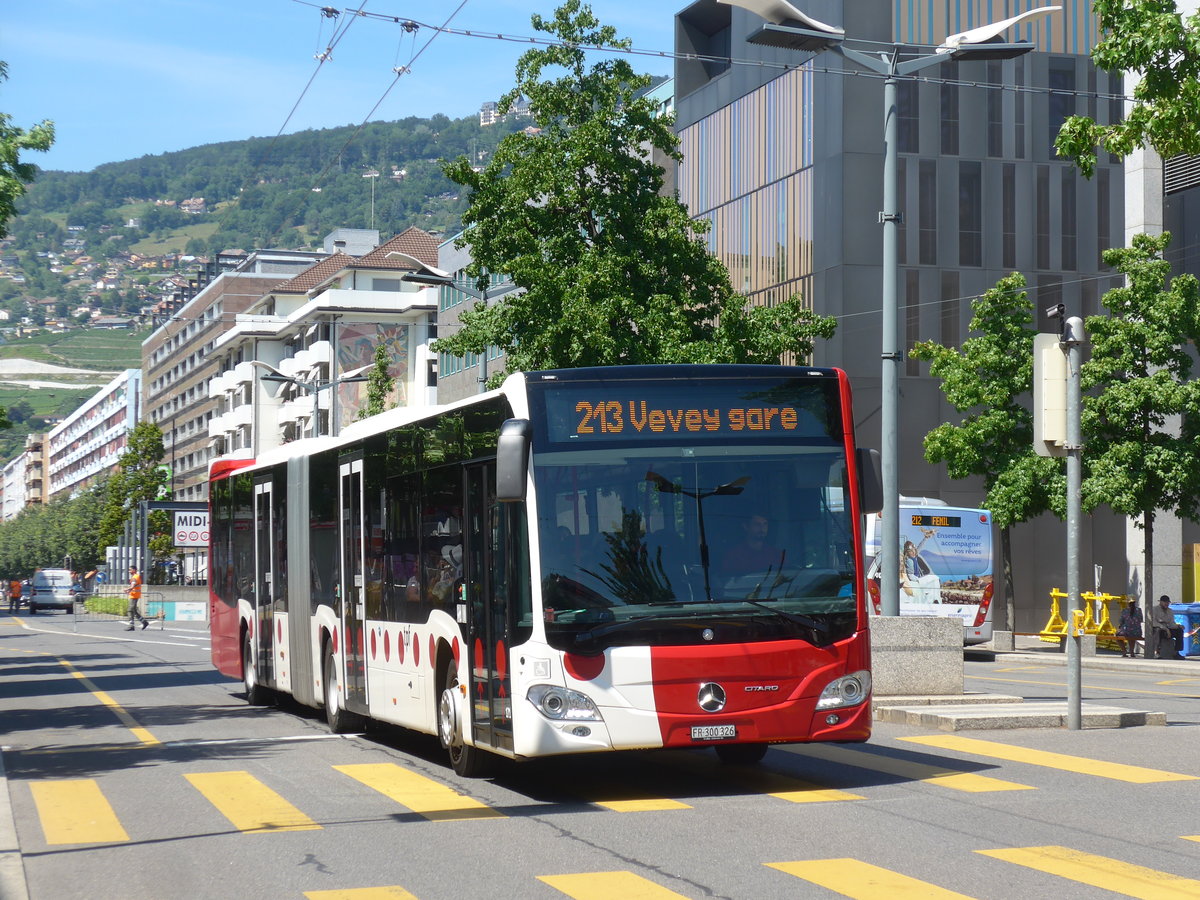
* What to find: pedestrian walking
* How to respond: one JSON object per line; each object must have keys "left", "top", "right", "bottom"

{"left": 7, "top": 577, "right": 21, "bottom": 612}
{"left": 124, "top": 565, "right": 148, "bottom": 631}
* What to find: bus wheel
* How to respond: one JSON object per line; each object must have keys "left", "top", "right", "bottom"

{"left": 242, "top": 634, "right": 267, "bottom": 706}
{"left": 715, "top": 743, "right": 768, "bottom": 765}
{"left": 322, "top": 644, "right": 361, "bottom": 734}
{"left": 439, "top": 658, "right": 492, "bottom": 778}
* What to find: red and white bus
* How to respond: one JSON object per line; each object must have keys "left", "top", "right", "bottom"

{"left": 209, "top": 365, "right": 880, "bottom": 775}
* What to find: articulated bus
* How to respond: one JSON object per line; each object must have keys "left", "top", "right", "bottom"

{"left": 209, "top": 365, "right": 880, "bottom": 775}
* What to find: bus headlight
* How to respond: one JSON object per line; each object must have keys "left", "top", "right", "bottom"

{"left": 527, "top": 685, "right": 603, "bottom": 721}
{"left": 816, "top": 670, "right": 871, "bottom": 710}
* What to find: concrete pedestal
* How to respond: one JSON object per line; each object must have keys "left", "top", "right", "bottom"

{"left": 869, "top": 615, "right": 963, "bottom": 697}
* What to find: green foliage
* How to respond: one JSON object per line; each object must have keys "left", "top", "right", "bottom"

{"left": 909, "top": 273, "right": 1063, "bottom": 529}
{"left": 0, "top": 60, "right": 55, "bottom": 239}
{"left": 96, "top": 422, "right": 168, "bottom": 557}
{"left": 1081, "top": 232, "right": 1200, "bottom": 521}
{"left": 436, "top": 1, "right": 834, "bottom": 380}
{"left": 359, "top": 342, "right": 395, "bottom": 420}
{"left": 0, "top": 486, "right": 103, "bottom": 576}
{"left": 1055, "top": 0, "right": 1200, "bottom": 176}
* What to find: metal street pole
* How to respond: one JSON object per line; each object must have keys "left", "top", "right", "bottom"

{"left": 879, "top": 56, "right": 901, "bottom": 616}
{"left": 1063, "top": 316, "right": 1084, "bottom": 730}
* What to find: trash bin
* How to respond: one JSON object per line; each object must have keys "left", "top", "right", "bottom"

{"left": 1172, "top": 603, "right": 1200, "bottom": 657}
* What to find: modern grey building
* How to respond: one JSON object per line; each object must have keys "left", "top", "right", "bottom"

{"left": 673, "top": 0, "right": 1136, "bottom": 629}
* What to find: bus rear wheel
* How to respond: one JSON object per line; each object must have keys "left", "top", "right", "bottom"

{"left": 242, "top": 633, "right": 267, "bottom": 706}
{"left": 715, "top": 743, "right": 768, "bottom": 765}
{"left": 438, "top": 657, "right": 492, "bottom": 778}
{"left": 323, "top": 644, "right": 362, "bottom": 734}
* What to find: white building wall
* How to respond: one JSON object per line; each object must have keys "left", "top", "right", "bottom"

{"left": 45, "top": 369, "right": 142, "bottom": 500}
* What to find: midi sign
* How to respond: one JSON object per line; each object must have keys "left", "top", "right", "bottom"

{"left": 174, "top": 511, "right": 210, "bottom": 548}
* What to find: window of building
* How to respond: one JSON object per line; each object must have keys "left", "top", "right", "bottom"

{"left": 1014, "top": 57, "right": 1026, "bottom": 160}
{"left": 940, "top": 271, "right": 960, "bottom": 348}
{"left": 1036, "top": 165, "right": 1050, "bottom": 270}
{"left": 1048, "top": 58, "right": 1076, "bottom": 154}
{"left": 1061, "top": 175, "right": 1077, "bottom": 271}
{"left": 958, "top": 162, "right": 982, "bottom": 267}
{"left": 372, "top": 278, "right": 402, "bottom": 292}
{"left": 897, "top": 158, "right": 907, "bottom": 265}
{"left": 1002, "top": 163, "right": 1017, "bottom": 270}
{"left": 987, "top": 61, "right": 1004, "bottom": 158}
{"left": 919, "top": 160, "right": 937, "bottom": 265}
{"left": 940, "top": 61, "right": 959, "bottom": 156}
{"left": 1097, "top": 167, "right": 1110, "bottom": 266}
{"left": 905, "top": 270, "right": 921, "bottom": 376}
{"left": 898, "top": 78, "right": 919, "bottom": 154}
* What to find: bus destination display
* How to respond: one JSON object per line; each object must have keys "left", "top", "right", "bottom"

{"left": 910, "top": 514, "right": 962, "bottom": 528}
{"left": 541, "top": 382, "right": 835, "bottom": 443}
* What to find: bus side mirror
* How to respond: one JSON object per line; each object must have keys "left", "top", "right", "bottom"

{"left": 857, "top": 448, "right": 882, "bottom": 514}
{"left": 496, "top": 418, "right": 532, "bottom": 502}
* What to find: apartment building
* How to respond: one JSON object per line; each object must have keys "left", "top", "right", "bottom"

{"left": 45, "top": 369, "right": 141, "bottom": 500}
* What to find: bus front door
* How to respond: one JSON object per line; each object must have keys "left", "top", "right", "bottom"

{"left": 464, "top": 461, "right": 513, "bottom": 754}
{"left": 339, "top": 457, "right": 368, "bottom": 710}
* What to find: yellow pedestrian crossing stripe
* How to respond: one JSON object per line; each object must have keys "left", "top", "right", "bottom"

{"left": 767, "top": 858, "right": 977, "bottom": 899}
{"left": 901, "top": 735, "right": 1198, "bottom": 784}
{"left": 977, "top": 845, "right": 1200, "bottom": 898}
{"left": 185, "top": 771, "right": 321, "bottom": 833}
{"left": 305, "top": 889, "right": 418, "bottom": 900}
{"left": 334, "top": 763, "right": 504, "bottom": 821}
{"left": 790, "top": 744, "right": 1033, "bottom": 792}
{"left": 29, "top": 779, "right": 129, "bottom": 845}
{"left": 538, "top": 871, "right": 691, "bottom": 898}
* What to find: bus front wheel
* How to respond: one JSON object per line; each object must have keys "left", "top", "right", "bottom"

{"left": 438, "top": 657, "right": 492, "bottom": 778}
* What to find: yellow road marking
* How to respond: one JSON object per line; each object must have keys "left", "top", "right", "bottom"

{"left": 30, "top": 779, "right": 129, "bottom": 845}
{"left": 767, "top": 859, "right": 977, "bottom": 898}
{"left": 966, "top": 673, "right": 1200, "bottom": 700}
{"left": 977, "top": 846, "right": 1200, "bottom": 898}
{"left": 593, "top": 797, "right": 692, "bottom": 812}
{"left": 305, "top": 889, "right": 418, "bottom": 900}
{"left": 538, "top": 871, "right": 691, "bottom": 899}
{"left": 790, "top": 744, "right": 1032, "bottom": 793}
{"left": 185, "top": 771, "right": 320, "bottom": 833}
{"left": 334, "top": 763, "right": 503, "bottom": 821}
{"left": 902, "top": 735, "right": 1197, "bottom": 783}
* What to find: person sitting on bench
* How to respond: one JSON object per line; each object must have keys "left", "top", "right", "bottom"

{"left": 1150, "top": 594, "right": 1185, "bottom": 660}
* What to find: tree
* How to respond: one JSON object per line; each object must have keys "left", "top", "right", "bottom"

{"left": 909, "top": 273, "right": 1064, "bottom": 632}
{"left": 437, "top": 1, "right": 834, "bottom": 382}
{"left": 96, "top": 422, "right": 169, "bottom": 558}
{"left": 0, "top": 60, "right": 55, "bottom": 238}
{"left": 358, "top": 341, "right": 395, "bottom": 420}
{"left": 1081, "top": 232, "right": 1200, "bottom": 650}
{"left": 1055, "top": 0, "right": 1200, "bottom": 176}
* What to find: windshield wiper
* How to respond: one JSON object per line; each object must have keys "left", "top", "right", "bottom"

{"left": 574, "top": 611, "right": 695, "bottom": 646}
{"left": 739, "top": 599, "right": 828, "bottom": 634}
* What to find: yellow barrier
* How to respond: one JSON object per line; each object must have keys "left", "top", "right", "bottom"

{"left": 1042, "top": 589, "right": 1133, "bottom": 649}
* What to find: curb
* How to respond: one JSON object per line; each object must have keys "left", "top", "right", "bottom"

{"left": 0, "top": 751, "right": 28, "bottom": 900}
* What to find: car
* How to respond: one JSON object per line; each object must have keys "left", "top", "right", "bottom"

{"left": 28, "top": 568, "right": 77, "bottom": 614}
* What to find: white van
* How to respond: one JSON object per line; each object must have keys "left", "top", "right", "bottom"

{"left": 864, "top": 500, "right": 995, "bottom": 645}
{"left": 28, "top": 568, "right": 77, "bottom": 614}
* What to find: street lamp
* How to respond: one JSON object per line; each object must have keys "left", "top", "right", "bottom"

{"left": 362, "top": 169, "right": 381, "bottom": 230}
{"left": 250, "top": 359, "right": 369, "bottom": 440}
{"left": 403, "top": 271, "right": 522, "bottom": 393}
{"left": 722, "top": 0, "right": 1057, "bottom": 615}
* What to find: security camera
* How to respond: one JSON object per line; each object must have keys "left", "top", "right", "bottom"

{"left": 1045, "top": 303, "right": 1064, "bottom": 318}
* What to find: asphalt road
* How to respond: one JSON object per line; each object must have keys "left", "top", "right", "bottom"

{"left": 3, "top": 612, "right": 1199, "bottom": 900}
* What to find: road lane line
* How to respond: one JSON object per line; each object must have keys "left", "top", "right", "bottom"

{"left": 538, "top": 871, "right": 691, "bottom": 898}
{"left": 29, "top": 779, "right": 129, "bottom": 845}
{"left": 56, "top": 657, "right": 160, "bottom": 745}
{"left": 789, "top": 744, "right": 1033, "bottom": 792}
{"left": 185, "top": 771, "right": 321, "bottom": 833}
{"left": 305, "top": 888, "right": 418, "bottom": 899}
{"left": 334, "top": 763, "right": 504, "bottom": 822}
{"left": 901, "top": 736, "right": 1197, "bottom": 783}
{"left": 767, "top": 859, "right": 977, "bottom": 898}
{"left": 977, "top": 846, "right": 1200, "bottom": 897}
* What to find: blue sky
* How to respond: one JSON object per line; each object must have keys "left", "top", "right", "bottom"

{"left": 3, "top": 0, "right": 676, "bottom": 173}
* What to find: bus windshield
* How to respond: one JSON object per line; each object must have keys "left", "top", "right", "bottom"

{"left": 533, "top": 442, "right": 857, "bottom": 652}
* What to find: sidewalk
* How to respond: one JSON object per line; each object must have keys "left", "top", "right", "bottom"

{"left": 990, "top": 632, "right": 1198, "bottom": 676}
